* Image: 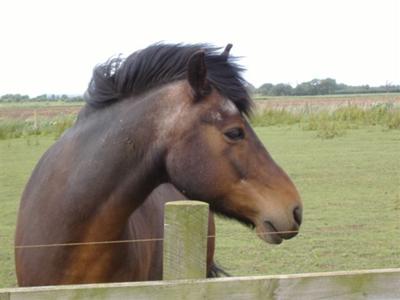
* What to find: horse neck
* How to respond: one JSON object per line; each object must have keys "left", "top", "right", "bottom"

{"left": 72, "top": 87, "right": 181, "bottom": 241}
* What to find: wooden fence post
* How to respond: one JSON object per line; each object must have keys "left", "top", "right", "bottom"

{"left": 33, "top": 109, "right": 38, "bottom": 130}
{"left": 163, "top": 200, "right": 209, "bottom": 280}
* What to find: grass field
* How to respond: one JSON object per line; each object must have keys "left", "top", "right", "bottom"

{"left": 215, "top": 126, "right": 400, "bottom": 276}
{"left": 253, "top": 92, "right": 400, "bottom": 101}
{"left": 1, "top": 124, "right": 399, "bottom": 287}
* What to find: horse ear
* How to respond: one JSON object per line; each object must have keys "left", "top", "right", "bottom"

{"left": 221, "top": 43, "right": 233, "bottom": 60}
{"left": 187, "top": 50, "right": 209, "bottom": 101}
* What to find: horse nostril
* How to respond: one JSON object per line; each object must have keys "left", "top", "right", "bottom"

{"left": 293, "top": 206, "right": 302, "bottom": 226}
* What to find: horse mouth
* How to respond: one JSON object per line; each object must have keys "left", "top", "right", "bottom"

{"left": 256, "top": 221, "right": 283, "bottom": 245}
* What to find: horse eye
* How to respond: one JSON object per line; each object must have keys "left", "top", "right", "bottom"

{"left": 224, "top": 128, "right": 245, "bottom": 141}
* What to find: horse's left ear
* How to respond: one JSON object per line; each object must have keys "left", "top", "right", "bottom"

{"left": 187, "top": 50, "right": 210, "bottom": 101}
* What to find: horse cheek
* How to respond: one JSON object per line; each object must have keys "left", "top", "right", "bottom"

{"left": 165, "top": 138, "right": 214, "bottom": 199}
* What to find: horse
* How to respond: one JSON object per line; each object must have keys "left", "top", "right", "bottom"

{"left": 15, "top": 43, "right": 303, "bottom": 286}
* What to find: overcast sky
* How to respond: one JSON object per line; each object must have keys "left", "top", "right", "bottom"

{"left": 0, "top": 0, "right": 399, "bottom": 96}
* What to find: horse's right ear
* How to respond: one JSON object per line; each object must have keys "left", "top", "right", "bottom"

{"left": 187, "top": 50, "right": 210, "bottom": 101}
{"left": 221, "top": 43, "right": 233, "bottom": 60}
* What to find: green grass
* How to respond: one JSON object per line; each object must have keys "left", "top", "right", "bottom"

{"left": 251, "top": 104, "right": 400, "bottom": 138}
{"left": 2, "top": 104, "right": 399, "bottom": 141}
{"left": 252, "top": 92, "right": 400, "bottom": 101}
{"left": 215, "top": 126, "right": 400, "bottom": 276}
{"left": 0, "top": 137, "right": 55, "bottom": 287}
{"left": 0, "top": 116, "right": 76, "bottom": 140}
{"left": 1, "top": 126, "right": 399, "bottom": 287}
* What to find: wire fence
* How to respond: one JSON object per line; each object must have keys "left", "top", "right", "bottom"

{"left": 1, "top": 215, "right": 399, "bottom": 288}
{"left": 0, "top": 222, "right": 397, "bottom": 249}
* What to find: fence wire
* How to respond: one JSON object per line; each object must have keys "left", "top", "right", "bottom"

{"left": 0, "top": 221, "right": 397, "bottom": 249}
{"left": 1, "top": 217, "right": 399, "bottom": 287}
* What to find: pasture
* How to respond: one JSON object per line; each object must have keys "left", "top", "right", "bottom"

{"left": 0, "top": 96, "right": 399, "bottom": 288}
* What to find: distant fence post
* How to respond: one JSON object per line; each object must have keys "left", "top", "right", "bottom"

{"left": 33, "top": 109, "right": 38, "bottom": 130}
{"left": 163, "top": 200, "right": 209, "bottom": 280}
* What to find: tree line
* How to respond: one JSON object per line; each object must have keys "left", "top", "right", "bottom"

{"left": 254, "top": 78, "right": 400, "bottom": 96}
{"left": 1, "top": 78, "right": 400, "bottom": 102}
{"left": 0, "top": 94, "right": 83, "bottom": 102}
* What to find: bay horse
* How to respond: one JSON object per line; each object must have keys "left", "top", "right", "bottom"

{"left": 15, "top": 43, "right": 302, "bottom": 286}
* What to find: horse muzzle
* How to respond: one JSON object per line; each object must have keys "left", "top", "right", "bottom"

{"left": 256, "top": 205, "right": 302, "bottom": 244}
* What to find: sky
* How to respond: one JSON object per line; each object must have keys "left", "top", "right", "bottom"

{"left": 0, "top": 0, "right": 399, "bottom": 96}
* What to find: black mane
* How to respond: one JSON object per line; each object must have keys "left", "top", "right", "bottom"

{"left": 84, "top": 43, "right": 252, "bottom": 115}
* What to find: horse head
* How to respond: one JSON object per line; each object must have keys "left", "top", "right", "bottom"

{"left": 164, "top": 45, "right": 302, "bottom": 244}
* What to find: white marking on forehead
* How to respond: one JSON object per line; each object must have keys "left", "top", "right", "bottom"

{"left": 210, "top": 111, "right": 223, "bottom": 122}
{"left": 208, "top": 99, "right": 239, "bottom": 123}
{"left": 221, "top": 99, "right": 239, "bottom": 115}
